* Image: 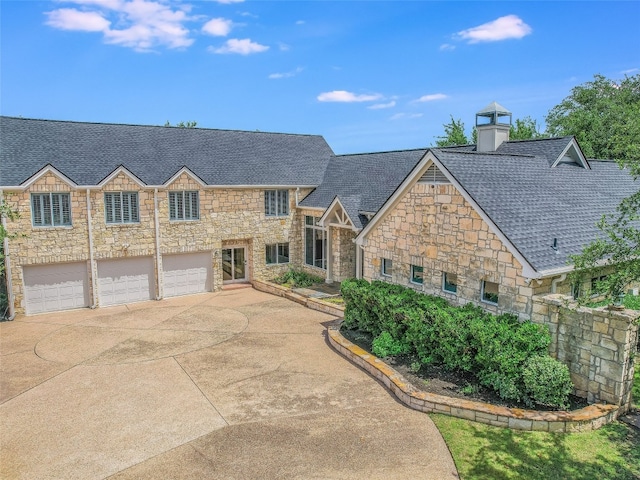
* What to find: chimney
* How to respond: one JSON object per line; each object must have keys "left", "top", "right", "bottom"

{"left": 476, "top": 101, "right": 512, "bottom": 152}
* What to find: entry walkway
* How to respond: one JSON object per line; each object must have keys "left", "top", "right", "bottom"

{"left": 0, "top": 289, "right": 457, "bottom": 479}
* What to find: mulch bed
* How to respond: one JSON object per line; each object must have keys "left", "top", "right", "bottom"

{"left": 341, "top": 327, "right": 588, "bottom": 411}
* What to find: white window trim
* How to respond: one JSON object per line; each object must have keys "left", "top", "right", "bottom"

{"left": 410, "top": 264, "right": 423, "bottom": 285}
{"left": 265, "top": 189, "right": 289, "bottom": 217}
{"left": 481, "top": 280, "right": 499, "bottom": 305}
{"left": 304, "top": 215, "right": 327, "bottom": 270}
{"left": 381, "top": 258, "right": 392, "bottom": 277}
{"left": 169, "top": 190, "right": 200, "bottom": 221}
{"left": 31, "top": 192, "right": 72, "bottom": 227}
{"left": 104, "top": 191, "right": 139, "bottom": 224}
{"left": 266, "top": 242, "right": 290, "bottom": 265}
{"left": 442, "top": 272, "right": 458, "bottom": 294}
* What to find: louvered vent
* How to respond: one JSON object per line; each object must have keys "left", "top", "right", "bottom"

{"left": 418, "top": 164, "right": 450, "bottom": 184}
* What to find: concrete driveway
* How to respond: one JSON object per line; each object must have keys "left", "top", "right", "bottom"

{"left": 0, "top": 288, "right": 457, "bottom": 479}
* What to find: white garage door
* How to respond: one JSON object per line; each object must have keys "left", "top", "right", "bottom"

{"left": 97, "top": 257, "right": 155, "bottom": 306}
{"left": 163, "top": 252, "right": 212, "bottom": 298}
{"left": 23, "top": 262, "right": 89, "bottom": 315}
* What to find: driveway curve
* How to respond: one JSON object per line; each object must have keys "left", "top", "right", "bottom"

{"left": 0, "top": 288, "right": 457, "bottom": 479}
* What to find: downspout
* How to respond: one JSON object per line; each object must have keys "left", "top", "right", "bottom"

{"left": 154, "top": 189, "right": 163, "bottom": 300}
{"left": 551, "top": 273, "right": 567, "bottom": 294}
{"left": 354, "top": 241, "right": 363, "bottom": 280}
{"left": 1, "top": 189, "right": 16, "bottom": 320}
{"left": 86, "top": 189, "right": 97, "bottom": 308}
{"left": 295, "top": 187, "right": 300, "bottom": 207}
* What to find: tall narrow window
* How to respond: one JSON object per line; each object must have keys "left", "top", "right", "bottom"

{"left": 265, "top": 190, "right": 289, "bottom": 216}
{"left": 304, "top": 215, "right": 326, "bottom": 269}
{"left": 169, "top": 191, "right": 199, "bottom": 220}
{"left": 381, "top": 258, "right": 392, "bottom": 277}
{"left": 481, "top": 280, "right": 499, "bottom": 305}
{"left": 31, "top": 193, "right": 71, "bottom": 227}
{"left": 443, "top": 272, "right": 458, "bottom": 294}
{"left": 105, "top": 192, "right": 139, "bottom": 224}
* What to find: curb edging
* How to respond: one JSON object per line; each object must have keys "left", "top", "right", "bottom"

{"left": 327, "top": 324, "right": 622, "bottom": 432}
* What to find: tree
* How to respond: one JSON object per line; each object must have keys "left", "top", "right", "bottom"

{"left": 164, "top": 120, "right": 197, "bottom": 128}
{"left": 545, "top": 74, "right": 640, "bottom": 162}
{"left": 435, "top": 116, "right": 469, "bottom": 146}
{"left": 0, "top": 200, "right": 20, "bottom": 318}
{"left": 510, "top": 116, "right": 544, "bottom": 140}
{"left": 554, "top": 74, "right": 640, "bottom": 304}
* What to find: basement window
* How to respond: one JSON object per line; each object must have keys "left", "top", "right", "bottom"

{"left": 381, "top": 258, "right": 392, "bottom": 277}
{"left": 443, "top": 272, "right": 458, "bottom": 294}
{"left": 410, "top": 265, "right": 424, "bottom": 285}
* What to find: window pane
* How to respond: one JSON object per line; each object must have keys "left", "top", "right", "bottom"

{"left": 265, "top": 244, "right": 276, "bottom": 264}
{"left": 32, "top": 194, "right": 43, "bottom": 225}
{"left": 169, "top": 192, "right": 176, "bottom": 220}
{"left": 305, "top": 215, "right": 314, "bottom": 226}
{"left": 305, "top": 227, "right": 314, "bottom": 265}
{"left": 411, "top": 265, "right": 423, "bottom": 284}
{"left": 278, "top": 243, "right": 289, "bottom": 263}
{"left": 382, "top": 258, "right": 392, "bottom": 276}
{"left": 60, "top": 194, "right": 71, "bottom": 225}
{"left": 482, "top": 281, "right": 499, "bottom": 304}
{"left": 129, "top": 193, "right": 139, "bottom": 222}
{"left": 277, "top": 190, "right": 288, "bottom": 216}
{"left": 190, "top": 192, "right": 199, "bottom": 219}
{"left": 314, "top": 228, "right": 324, "bottom": 268}
{"left": 51, "top": 193, "right": 61, "bottom": 225}
{"left": 443, "top": 272, "right": 457, "bottom": 293}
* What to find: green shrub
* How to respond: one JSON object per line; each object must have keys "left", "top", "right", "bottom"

{"left": 340, "top": 278, "right": 572, "bottom": 408}
{"left": 371, "top": 331, "right": 410, "bottom": 358}
{"left": 274, "top": 268, "right": 324, "bottom": 288}
{"left": 522, "top": 355, "right": 573, "bottom": 409}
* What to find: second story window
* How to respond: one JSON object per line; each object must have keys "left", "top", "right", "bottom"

{"left": 169, "top": 191, "right": 199, "bottom": 221}
{"left": 31, "top": 193, "right": 71, "bottom": 227}
{"left": 105, "top": 192, "right": 139, "bottom": 224}
{"left": 265, "top": 190, "right": 289, "bottom": 216}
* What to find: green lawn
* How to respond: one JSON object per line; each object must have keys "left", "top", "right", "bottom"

{"left": 432, "top": 365, "right": 640, "bottom": 480}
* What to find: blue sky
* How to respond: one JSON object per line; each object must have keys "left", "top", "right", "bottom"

{"left": 2, "top": 1, "right": 638, "bottom": 154}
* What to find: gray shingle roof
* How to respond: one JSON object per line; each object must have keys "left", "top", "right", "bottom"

{"left": 0, "top": 116, "right": 334, "bottom": 187}
{"left": 300, "top": 149, "right": 427, "bottom": 227}
{"left": 433, "top": 142, "right": 637, "bottom": 273}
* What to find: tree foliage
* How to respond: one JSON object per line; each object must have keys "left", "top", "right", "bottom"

{"left": 555, "top": 75, "right": 640, "bottom": 303}
{"left": 510, "top": 116, "right": 544, "bottom": 140}
{"left": 164, "top": 120, "right": 198, "bottom": 128}
{"left": 436, "top": 115, "right": 543, "bottom": 147}
{"left": 435, "top": 116, "right": 469, "bottom": 146}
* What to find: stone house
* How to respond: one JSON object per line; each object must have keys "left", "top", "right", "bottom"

{"left": 1, "top": 103, "right": 636, "bottom": 317}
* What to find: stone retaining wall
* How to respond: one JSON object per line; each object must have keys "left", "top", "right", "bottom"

{"left": 531, "top": 294, "right": 639, "bottom": 409}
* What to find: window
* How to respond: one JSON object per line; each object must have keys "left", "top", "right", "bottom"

{"left": 105, "top": 192, "right": 139, "bottom": 224}
{"left": 591, "top": 275, "right": 608, "bottom": 295}
{"left": 381, "top": 258, "right": 392, "bottom": 277}
{"left": 481, "top": 280, "right": 499, "bottom": 305}
{"left": 304, "top": 215, "right": 327, "bottom": 269}
{"left": 265, "top": 190, "right": 289, "bottom": 217}
{"left": 266, "top": 243, "right": 289, "bottom": 265}
{"left": 443, "top": 272, "right": 458, "bottom": 294}
{"left": 31, "top": 193, "right": 71, "bottom": 227}
{"left": 169, "top": 191, "right": 199, "bottom": 221}
{"left": 410, "top": 265, "right": 423, "bottom": 285}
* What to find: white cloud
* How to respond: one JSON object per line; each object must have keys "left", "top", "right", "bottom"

{"left": 210, "top": 38, "right": 269, "bottom": 55}
{"left": 214, "top": 0, "right": 244, "bottom": 4}
{"left": 368, "top": 101, "right": 396, "bottom": 110}
{"left": 621, "top": 68, "right": 639, "bottom": 74}
{"left": 317, "top": 90, "right": 382, "bottom": 103}
{"left": 45, "top": 0, "right": 195, "bottom": 51}
{"left": 390, "top": 113, "right": 423, "bottom": 121}
{"left": 202, "top": 17, "right": 232, "bottom": 36}
{"left": 278, "top": 42, "right": 290, "bottom": 51}
{"left": 439, "top": 43, "right": 455, "bottom": 51}
{"left": 457, "top": 15, "right": 532, "bottom": 43}
{"left": 417, "top": 93, "right": 448, "bottom": 102}
{"left": 45, "top": 8, "right": 110, "bottom": 31}
{"left": 269, "top": 67, "right": 303, "bottom": 79}
{"left": 296, "top": 20, "right": 305, "bottom": 25}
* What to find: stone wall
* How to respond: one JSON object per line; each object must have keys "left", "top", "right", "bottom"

{"left": 4, "top": 169, "right": 314, "bottom": 314}
{"left": 532, "top": 294, "right": 639, "bottom": 409}
{"left": 362, "top": 182, "right": 539, "bottom": 318}
{"left": 331, "top": 227, "right": 356, "bottom": 282}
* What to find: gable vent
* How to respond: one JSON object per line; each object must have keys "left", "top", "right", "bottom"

{"left": 419, "top": 164, "right": 450, "bottom": 184}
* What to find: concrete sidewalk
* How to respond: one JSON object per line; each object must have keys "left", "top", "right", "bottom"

{"left": 0, "top": 289, "right": 457, "bottom": 479}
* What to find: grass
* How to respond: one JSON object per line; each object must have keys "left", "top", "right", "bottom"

{"left": 432, "top": 365, "right": 640, "bottom": 480}
{"left": 432, "top": 414, "right": 640, "bottom": 480}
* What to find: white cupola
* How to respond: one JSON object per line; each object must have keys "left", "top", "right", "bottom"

{"left": 476, "top": 101, "right": 512, "bottom": 152}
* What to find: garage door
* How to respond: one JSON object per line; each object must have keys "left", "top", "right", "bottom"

{"left": 97, "top": 257, "right": 155, "bottom": 306}
{"left": 163, "top": 252, "right": 212, "bottom": 298}
{"left": 23, "top": 262, "right": 89, "bottom": 315}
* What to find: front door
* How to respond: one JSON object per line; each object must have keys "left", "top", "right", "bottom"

{"left": 222, "top": 247, "right": 247, "bottom": 283}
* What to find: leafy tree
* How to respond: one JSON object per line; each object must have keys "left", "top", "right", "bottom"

{"left": 554, "top": 75, "right": 640, "bottom": 303}
{"left": 435, "top": 116, "right": 469, "bottom": 146}
{"left": 510, "top": 116, "right": 544, "bottom": 140}
{"left": 1, "top": 200, "right": 20, "bottom": 318}
{"left": 545, "top": 74, "right": 640, "bottom": 162}
{"left": 164, "top": 120, "right": 197, "bottom": 128}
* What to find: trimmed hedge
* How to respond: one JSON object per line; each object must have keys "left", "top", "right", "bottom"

{"left": 341, "top": 278, "right": 574, "bottom": 409}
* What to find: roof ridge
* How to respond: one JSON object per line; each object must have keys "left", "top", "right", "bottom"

{"left": 0, "top": 115, "right": 324, "bottom": 138}
{"left": 503, "top": 136, "right": 572, "bottom": 144}
{"left": 435, "top": 148, "right": 535, "bottom": 158}
{"left": 335, "top": 147, "right": 428, "bottom": 157}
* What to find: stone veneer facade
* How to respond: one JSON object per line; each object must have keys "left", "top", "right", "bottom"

{"left": 361, "top": 182, "right": 570, "bottom": 318}
{"left": 4, "top": 170, "right": 314, "bottom": 314}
